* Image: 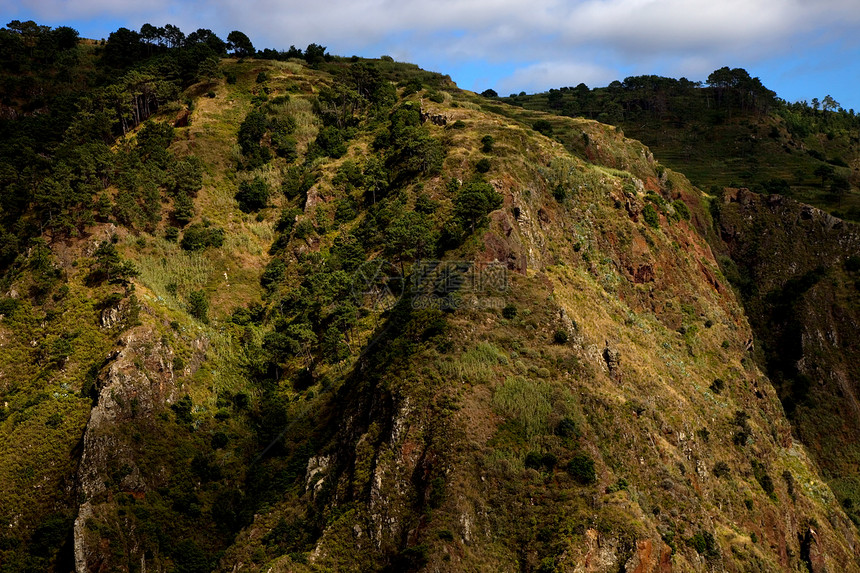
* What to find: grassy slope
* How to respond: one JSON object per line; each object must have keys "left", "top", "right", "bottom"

{"left": 2, "top": 54, "right": 859, "bottom": 572}
{"left": 207, "top": 72, "right": 860, "bottom": 571}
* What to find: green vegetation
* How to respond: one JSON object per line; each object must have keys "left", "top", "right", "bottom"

{"left": 501, "top": 69, "right": 860, "bottom": 220}
{"left": 0, "top": 19, "right": 857, "bottom": 573}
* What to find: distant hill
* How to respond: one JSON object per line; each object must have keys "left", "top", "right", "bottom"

{"left": 495, "top": 68, "right": 860, "bottom": 221}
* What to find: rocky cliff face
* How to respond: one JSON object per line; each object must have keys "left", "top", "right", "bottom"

{"left": 714, "top": 188, "right": 860, "bottom": 527}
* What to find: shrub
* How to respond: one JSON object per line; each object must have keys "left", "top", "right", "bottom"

{"left": 235, "top": 177, "right": 271, "bottom": 212}
{"left": 710, "top": 378, "right": 725, "bottom": 394}
{"left": 713, "top": 461, "right": 730, "bottom": 478}
{"left": 172, "top": 395, "right": 193, "bottom": 424}
{"left": 567, "top": 453, "right": 596, "bottom": 484}
{"left": 606, "top": 478, "right": 628, "bottom": 493}
{"left": 309, "top": 125, "right": 347, "bottom": 159}
{"left": 502, "top": 304, "right": 517, "bottom": 319}
{"left": 555, "top": 417, "right": 578, "bottom": 438}
{"left": 282, "top": 165, "right": 316, "bottom": 201}
{"left": 450, "top": 120, "right": 466, "bottom": 129}
{"left": 642, "top": 204, "right": 660, "bottom": 228}
{"left": 475, "top": 158, "right": 491, "bottom": 173}
{"left": 260, "top": 259, "right": 286, "bottom": 290}
{"left": 782, "top": 470, "right": 796, "bottom": 500}
{"left": 525, "top": 451, "right": 557, "bottom": 471}
{"left": 687, "top": 531, "right": 719, "bottom": 559}
{"left": 672, "top": 199, "right": 691, "bottom": 220}
{"left": 752, "top": 460, "right": 776, "bottom": 499}
{"left": 180, "top": 223, "right": 224, "bottom": 250}
{"left": 165, "top": 226, "right": 179, "bottom": 242}
{"left": 533, "top": 119, "right": 553, "bottom": 136}
{"left": 553, "top": 329, "right": 569, "bottom": 344}
{"left": 212, "top": 431, "right": 229, "bottom": 449}
{"left": 481, "top": 135, "right": 495, "bottom": 152}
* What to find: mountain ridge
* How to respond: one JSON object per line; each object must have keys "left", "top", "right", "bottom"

{"left": 0, "top": 22, "right": 859, "bottom": 572}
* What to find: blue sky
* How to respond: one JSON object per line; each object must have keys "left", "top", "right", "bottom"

{"left": 4, "top": 0, "right": 860, "bottom": 110}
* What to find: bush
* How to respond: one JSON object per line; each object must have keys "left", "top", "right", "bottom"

{"left": 181, "top": 223, "right": 224, "bottom": 251}
{"left": 260, "top": 259, "right": 286, "bottom": 290}
{"left": 709, "top": 378, "right": 725, "bottom": 394}
{"left": 165, "top": 226, "right": 179, "bottom": 242}
{"left": 671, "top": 199, "right": 691, "bottom": 220}
{"left": 687, "top": 531, "right": 719, "bottom": 559}
{"left": 555, "top": 417, "right": 578, "bottom": 438}
{"left": 525, "top": 451, "right": 557, "bottom": 471}
{"left": 642, "top": 204, "right": 660, "bottom": 228}
{"left": 553, "top": 329, "right": 569, "bottom": 344}
{"left": 475, "top": 158, "right": 491, "bottom": 173}
{"left": 283, "top": 165, "right": 316, "bottom": 201}
{"left": 567, "top": 453, "right": 596, "bottom": 484}
{"left": 502, "top": 304, "right": 517, "bottom": 319}
{"left": 533, "top": 119, "right": 553, "bottom": 136}
{"left": 309, "top": 125, "right": 347, "bottom": 159}
{"left": 212, "top": 431, "right": 229, "bottom": 449}
{"left": 713, "top": 461, "right": 730, "bottom": 478}
{"left": 752, "top": 460, "right": 776, "bottom": 499}
{"left": 235, "top": 177, "right": 271, "bottom": 212}
{"left": 481, "top": 135, "right": 495, "bottom": 152}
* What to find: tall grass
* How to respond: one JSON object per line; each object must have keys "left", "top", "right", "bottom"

{"left": 136, "top": 249, "right": 212, "bottom": 304}
{"left": 493, "top": 376, "right": 552, "bottom": 438}
{"left": 437, "top": 341, "right": 507, "bottom": 384}
{"left": 284, "top": 97, "right": 318, "bottom": 147}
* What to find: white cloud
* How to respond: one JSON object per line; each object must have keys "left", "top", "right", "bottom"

{"left": 5, "top": 0, "right": 859, "bottom": 96}
{"left": 496, "top": 61, "right": 617, "bottom": 95}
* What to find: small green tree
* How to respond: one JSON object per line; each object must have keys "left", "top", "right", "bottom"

{"left": 88, "top": 241, "right": 138, "bottom": 285}
{"left": 642, "top": 204, "right": 660, "bottom": 228}
{"left": 385, "top": 211, "right": 436, "bottom": 271}
{"left": 235, "top": 177, "right": 270, "bottom": 212}
{"left": 814, "top": 164, "right": 835, "bottom": 188}
{"left": 196, "top": 56, "right": 221, "bottom": 83}
{"left": 227, "top": 30, "right": 254, "bottom": 57}
{"left": 567, "top": 453, "right": 596, "bottom": 484}
{"left": 188, "top": 290, "right": 209, "bottom": 323}
{"left": 454, "top": 180, "right": 503, "bottom": 233}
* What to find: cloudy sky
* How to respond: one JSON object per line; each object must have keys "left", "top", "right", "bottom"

{"left": 4, "top": 0, "right": 860, "bottom": 109}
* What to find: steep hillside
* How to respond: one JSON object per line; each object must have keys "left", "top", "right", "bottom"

{"left": 712, "top": 189, "right": 860, "bottom": 525}
{"left": 1, "top": 27, "right": 859, "bottom": 573}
